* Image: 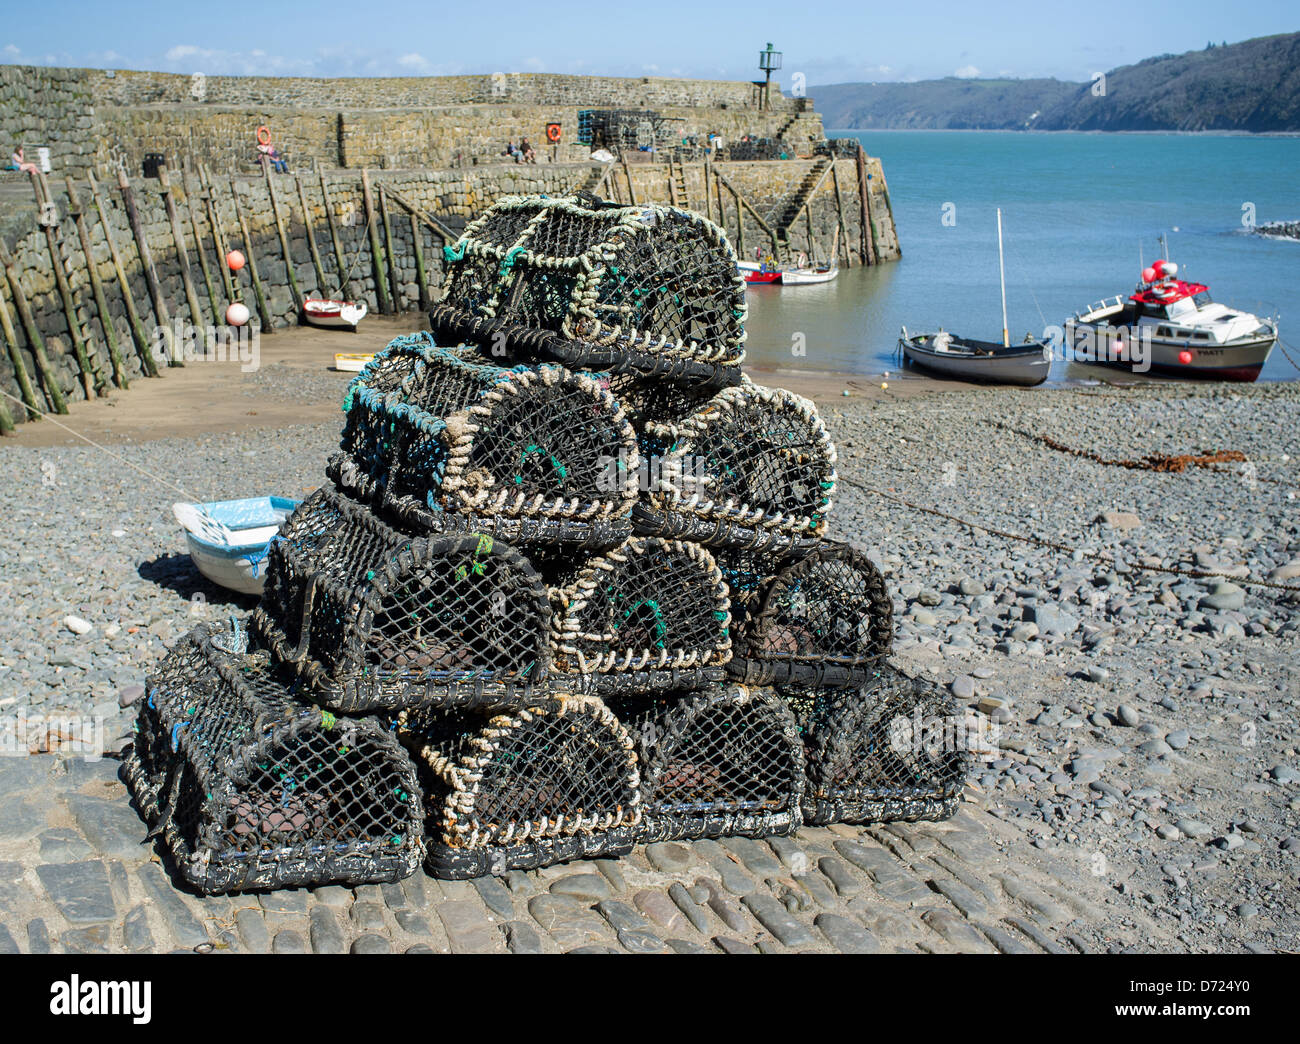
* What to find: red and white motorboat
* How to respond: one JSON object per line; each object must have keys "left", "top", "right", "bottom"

{"left": 738, "top": 259, "right": 782, "bottom": 285}
{"left": 303, "top": 297, "right": 368, "bottom": 330}
{"left": 1065, "top": 260, "right": 1277, "bottom": 381}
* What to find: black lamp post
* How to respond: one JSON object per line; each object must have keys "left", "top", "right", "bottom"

{"left": 758, "top": 43, "right": 782, "bottom": 110}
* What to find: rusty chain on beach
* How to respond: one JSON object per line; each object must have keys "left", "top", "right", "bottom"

{"left": 836, "top": 474, "right": 1300, "bottom": 596}
{"left": 988, "top": 421, "right": 1286, "bottom": 484}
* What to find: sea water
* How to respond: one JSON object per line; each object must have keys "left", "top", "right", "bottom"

{"left": 741, "top": 130, "right": 1300, "bottom": 382}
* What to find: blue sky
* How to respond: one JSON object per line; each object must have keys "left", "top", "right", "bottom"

{"left": 2, "top": 0, "right": 1294, "bottom": 85}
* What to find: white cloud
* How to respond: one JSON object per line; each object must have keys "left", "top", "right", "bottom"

{"left": 165, "top": 44, "right": 200, "bottom": 62}
{"left": 396, "top": 53, "right": 427, "bottom": 68}
{"left": 3, "top": 44, "right": 20, "bottom": 57}
{"left": 954, "top": 65, "right": 980, "bottom": 78}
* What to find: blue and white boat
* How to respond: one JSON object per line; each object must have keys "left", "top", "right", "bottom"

{"left": 171, "top": 497, "right": 299, "bottom": 595}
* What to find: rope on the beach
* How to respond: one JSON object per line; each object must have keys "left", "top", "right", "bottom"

{"left": 1275, "top": 336, "right": 1300, "bottom": 374}
{"left": 0, "top": 386, "right": 205, "bottom": 503}
{"left": 836, "top": 474, "right": 1300, "bottom": 596}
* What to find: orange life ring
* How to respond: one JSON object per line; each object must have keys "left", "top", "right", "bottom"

{"left": 256, "top": 125, "right": 272, "bottom": 146}
{"left": 546, "top": 123, "right": 561, "bottom": 143}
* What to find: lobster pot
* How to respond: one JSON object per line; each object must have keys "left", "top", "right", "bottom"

{"left": 634, "top": 380, "right": 837, "bottom": 553}
{"left": 728, "top": 542, "right": 894, "bottom": 689}
{"left": 713, "top": 545, "right": 809, "bottom": 629}
{"left": 792, "top": 665, "right": 971, "bottom": 827}
{"left": 550, "top": 537, "right": 732, "bottom": 694}
{"left": 122, "top": 626, "right": 423, "bottom": 894}
{"left": 332, "top": 334, "right": 638, "bottom": 548}
{"left": 609, "top": 686, "right": 804, "bottom": 843}
{"left": 252, "top": 488, "right": 554, "bottom": 713}
{"left": 427, "top": 194, "right": 746, "bottom": 384}
{"left": 400, "top": 695, "right": 642, "bottom": 878}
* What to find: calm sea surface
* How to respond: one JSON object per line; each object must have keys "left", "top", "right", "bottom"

{"left": 741, "top": 130, "right": 1300, "bottom": 382}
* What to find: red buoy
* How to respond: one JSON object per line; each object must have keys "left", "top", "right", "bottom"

{"left": 1178, "top": 350, "right": 1193, "bottom": 365}
{"left": 226, "top": 250, "right": 246, "bottom": 272}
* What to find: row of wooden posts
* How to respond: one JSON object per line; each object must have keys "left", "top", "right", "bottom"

{"left": 0, "top": 162, "right": 453, "bottom": 434}
{"left": 586, "top": 144, "right": 881, "bottom": 268}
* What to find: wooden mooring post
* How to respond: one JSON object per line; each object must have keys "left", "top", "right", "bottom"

{"left": 318, "top": 170, "right": 352, "bottom": 299}
{"left": 0, "top": 237, "right": 67, "bottom": 413}
{"left": 378, "top": 184, "right": 402, "bottom": 311}
{"left": 264, "top": 161, "right": 303, "bottom": 312}
{"left": 0, "top": 280, "right": 42, "bottom": 419}
{"left": 296, "top": 176, "right": 328, "bottom": 296}
{"left": 200, "top": 165, "right": 237, "bottom": 304}
{"left": 408, "top": 213, "right": 430, "bottom": 311}
{"left": 88, "top": 171, "right": 157, "bottom": 377}
{"left": 118, "top": 169, "right": 178, "bottom": 364}
{"left": 66, "top": 176, "right": 128, "bottom": 388}
{"left": 855, "top": 143, "right": 878, "bottom": 266}
{"left": 32, "top": 171, "right": 100, "bottom": 398}
{"left": 182, "top": 171, "right": 223, "bottom": 322}
{"left": 158, "top": 165, "right": 205, "bottom": 330}
{"left": 361, "top": 170, "right": 392, "bottom": 313}
{"left": 830, "top": 160, "right": 852, "bottom": 268}
{"left": 229, "top": 177, "right": 275, "bottom": 332}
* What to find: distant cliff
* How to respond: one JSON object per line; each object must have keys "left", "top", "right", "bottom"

{"left": 814, "top": 32, "right": 1300, "bottom": 132}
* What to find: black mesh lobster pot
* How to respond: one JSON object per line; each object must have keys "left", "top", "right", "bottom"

{"left": 609, "top": 686, "right": 804, "bottom": 843}
{"left": 728, "top": 542, "right": 893, "bottom": 689}
{"left": 427, "top": 193, "right": 746, "bottom": 385}
{"left": 633, "top": 379, "right": 837, "bottom": 553}
{"left": 252, "top": 488, "right": 554, "bottom": 713}
{"left": 399, "top": 694, "right": 641, "bottom": 878}
{"left": 549, "top": 536, "right": 732, "bottom": 694}
{"left": 792, "top": 665, "right": 971, "bottom": 827}
{"left": 122, "top": 625, "right": 423, "bottom": 894}
{"left": 330, "top": 335, "right": 638, "bottom": 549}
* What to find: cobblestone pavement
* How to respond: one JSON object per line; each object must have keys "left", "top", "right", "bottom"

{"left": 0, "top": 751, "right": 1161, "bottom": 955}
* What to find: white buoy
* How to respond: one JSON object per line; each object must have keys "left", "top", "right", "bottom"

{"left": 226, "top": 302, "right": 250, "bottom": 326}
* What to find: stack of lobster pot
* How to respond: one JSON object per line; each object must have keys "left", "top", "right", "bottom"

{"left": 124, "top": 192, "right": 968, "bottom": 893}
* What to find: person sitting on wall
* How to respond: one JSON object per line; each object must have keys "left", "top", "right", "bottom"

{"left": 519, "top": 137, "right": 536, "bottom": 164}
{"left": 9, "top": 146, "right": 39, "bottom": 174}
{"left": 256, "top": 142, "right": 288, "bottom": 173}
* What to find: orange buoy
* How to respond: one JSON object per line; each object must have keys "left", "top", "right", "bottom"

{"left": 256, "top": 125, "right": 272, "bottom": 146}
{"left": 226, "top": 250, "right": 246, "bottom": 272}
{"left": 226, "top": 302, "right": 250, "bottom": 326}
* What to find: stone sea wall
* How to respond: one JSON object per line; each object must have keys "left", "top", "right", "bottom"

{"left": 1, "top": 64, "right": 816, "bottom": 179}
{"left": 0, "top": 155, "right": 895, "bottom": 423}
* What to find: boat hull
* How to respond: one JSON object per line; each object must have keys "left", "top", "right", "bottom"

{"left": 781, "top": 266, "right": 838, "bottom": 285}
{"left": 899, "top": 336, "right": 1051, "bottom": 386}
{"left": 173, "top": 497, "right": 298, "bottom": 596}
{"left": 1064, "top": 320, "right": 1274, "bottom": 382}
{"left": 303, "top": 300, "right": 368, "bottom": 329}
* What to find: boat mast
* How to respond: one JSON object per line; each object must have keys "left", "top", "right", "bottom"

{"left": 997, "top": 208, "right": 1009, "bottom": 348}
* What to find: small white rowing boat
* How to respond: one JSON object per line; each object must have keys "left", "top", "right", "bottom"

{"left": 303, "top": 298, "right": 368, "bottom": 329}
{"left": 780, "top": 264, "right": 838, "bottom": 285}
{"left": 172, "top": 497, "right": 299, "bottom": 595}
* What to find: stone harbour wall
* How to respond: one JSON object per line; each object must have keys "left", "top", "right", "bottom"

{"left": 0, "top": 154, "right": 897, "bottom": 424}
{"left": 1, "top": 64, "right": 814, "bottom": 180}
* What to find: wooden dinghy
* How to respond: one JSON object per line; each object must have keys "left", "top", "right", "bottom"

{"left": 303, "top": 297, "right": 368, "bottom": 329}
{"left": 899, "top": 328, "right": 1051, "bottom": 386}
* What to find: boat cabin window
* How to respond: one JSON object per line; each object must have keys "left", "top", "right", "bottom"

{"left": 1193, "top": 291, "right": 1213, "bottom": 307}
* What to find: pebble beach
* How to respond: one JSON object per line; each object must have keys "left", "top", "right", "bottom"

{"left": 0, "top": 339, "right": 1297, "bottom": 953}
